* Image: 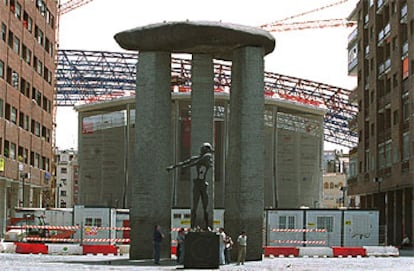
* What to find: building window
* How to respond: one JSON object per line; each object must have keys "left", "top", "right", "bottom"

{"left": 385, "top": 141, "right": 392, "bottom": 167}
{"left": 0, "top": 99, "right": 3, "bottom": 118}
{"left": 34, "top": 57, "right": 43, "bottom": 75}
{"left": 9, "top": 142, "right": 16, "bottom": 160}
{"left": 317, "top": 216, "right": 333, "bottom": 232}
{"left": 1, "top": 22, "right": 6, "bottom": 41}
{"left": 403, "top": 99, "right": 410, "bottom": 121}
{"left": 12, "top": 70, "right": 19, "bottom": 89}
{"left": 14, "top": 1, "right": 21, "bottom": 20}
{"left": 10, "top": 106, "right": 17, "bottom": 124}
{"left": 402, "top": 132, "right": 409, "bottom": 161}
{"left": 60, "top": 167, "right": 67, "bottom": 174}
{"left": 60, "top": 190, "right": 67, "bottom": 197}
{"left": 393, "top": 110, "right": 399, "bottom": 125}
{"left": 23, "top": 12, "right": 32, "bottom": 33}
{"left": 279, "top": 216, "right": 295, "bottom": 229}
{"left": 34, "top": 26, "right": 43, "bottom": 46}
{"left": 329, "top": 182, "right": 334, "bottom": 189}
{"left": 378, "top": 143, "right": 385, "bottom": 169}
{"left": 22, "top": 44, "right": 31, "bottom": 65}
{"left": 7, "top": 30, "right": 13, "bottom": 48}
{"left": 0, "top": 60, "right": 4, "bottom": 78}
{"left": 34, "top": 152, "right": 39, "bottom": 168}
{"left": 324, "top": 182, "right": 329, "bottom": 189}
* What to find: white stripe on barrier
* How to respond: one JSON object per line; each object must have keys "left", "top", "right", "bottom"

{"left": 10, "top": 225, "right": 80, "bottom": 230}
{"left": 26, "top": 237, "right": 81, "bottom": 242}
{"left": 271, "top": 240, "right": 326, "bottom": 245}
{"left": 118, "top": 245, "right": 130, "bottom": 255}
{"left": 25, "top": 237, "right": 130, "bottom": 243}
{"left": 0, "top": 241, "right": 16, "bottom": 253}
{"left": 48, "top": 244, "right": 83, "bottom": 255}
{"left": 299, "top": 247, "right": 333, "bottom": 257}
{"left": 271, "top": 229, "right": 327, "bottom": 232}
{"left": 10, "top": 225, "right": 131, "bottom": 231}
{"left": 363, "top": 246, "right": 399, "bottom": 257}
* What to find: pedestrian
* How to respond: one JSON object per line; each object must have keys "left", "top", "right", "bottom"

{"left": 176, "top": 228, "right": 186, "bottom": 264}
{"left": 236, "top": 231, "right": 247, "bottom": 265}
{"left": 153, "top": 224, "right": 164, "bottom": 265}
{"left": 401, "top": 234, "right": 410, "bottom": 249}
{"left": 218, "top": 227, "right": 226, "bottom": 265}
{"left": 224, "top": 234, "right": 233, "bottom": 264}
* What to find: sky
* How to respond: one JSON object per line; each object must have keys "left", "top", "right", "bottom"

{"left": 55, "top": 0, "right": 359, "bottom": 151}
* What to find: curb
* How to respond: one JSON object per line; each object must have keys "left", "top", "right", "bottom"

{"left": 264, "top": 246, "right": 399, "bottom": 257}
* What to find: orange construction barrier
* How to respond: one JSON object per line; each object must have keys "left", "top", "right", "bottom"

{"left": 15, "top": 242, "right": 48, "bottom": 254}
{"left": 82, "top": 244, "right": 118, "bottom": 255}
{"left": 263, "top": 246, "right": 299, "bottom": 257}
{"left": 332, "top": 247, "right": 366, "bottom": 257}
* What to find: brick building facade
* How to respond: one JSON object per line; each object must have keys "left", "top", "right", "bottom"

{"left": 0, "top": 0, "right": 57, "bottom": 235}
{"left": 347, "top": 0, "right": 413, "bottom": 246}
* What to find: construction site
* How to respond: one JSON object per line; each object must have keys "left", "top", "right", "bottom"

{"left": 0, "top": 0, "right": 412, "bottom": 251}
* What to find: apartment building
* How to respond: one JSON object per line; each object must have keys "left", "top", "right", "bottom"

{"left": 347, "top": 0, "right": 413, "bottom": 246}
{"left": 0, "top": 0, "right": 57, "bottom": 234}
{"left": 55, "top": 148, "right": 78, "bottom": 208}
{"left": 322, "top": 150, "right": 350, "bottom": 208}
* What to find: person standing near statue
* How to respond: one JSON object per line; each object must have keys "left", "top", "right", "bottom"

{"left": 167, "top": 142, "right": 214, "bottom": 229}
{"left": 236, "top": 231, "right": 247, "bottom": 265}
{"left": 153, "top": 224, "right": 164, "bottom": 265}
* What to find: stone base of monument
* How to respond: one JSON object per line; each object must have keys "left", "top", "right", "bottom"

{"left": 184, "top": 231, "right": 219, "bottom": 269}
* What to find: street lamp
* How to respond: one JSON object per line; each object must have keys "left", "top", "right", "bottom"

{"left": 373, "top": 177, "right": 383, "bottom": 193}
{"left": 56, "top": 183, "right": 64, "bottom": 207}
{"left": 339, "top": 186, "right": 348, "bottom": 207}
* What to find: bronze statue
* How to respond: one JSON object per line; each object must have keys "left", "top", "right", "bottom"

{"left": 167, "top": 142, "right": 214, "bottom": 229}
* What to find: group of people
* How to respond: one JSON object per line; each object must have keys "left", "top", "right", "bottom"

{"left": 153, "top": 224, "right": 248, "bottom": 266}
{"left": 218, "top": 228, "right": 247, "bottom": 265}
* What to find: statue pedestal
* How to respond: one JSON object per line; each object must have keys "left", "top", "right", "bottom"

{"left": 184, "top": 231, "right": 219, "bottom": 269}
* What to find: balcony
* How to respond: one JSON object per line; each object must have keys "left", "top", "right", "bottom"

{"left": 401, "top": 160, "right": 409, "bottom": 173}
{"left": 365, "top": 45, "right": 370, "bottom": 59}
{"left": 401, "top": 41, "right": 408, "bottom": 59}
{"left": 364, "top": 14, "right": 369, "bottom": 29}
{"left": 378, "top": 93, "right": 391, "bottom": 108}
{"left": 400, "top": 3, "right": 408, "bottom": 24}
{"left": 376, "top": 0, "right": 388, "bottom": 14}
{"left": 348, "top": 45, "right": 358, "bottom": 75}
{"left": 348, "top": 28, "right": 358, "bottom": 44}
{"left": 377, "top": 23, "right": 390, "bottom": 46}
{"left": 384, "top": 58, "right": 391, "bottom": 73}
{"left": 348, "top": 115, "right": 358, "bottom": 130}
{"left": 378, "top": 58, "right": 391, "bottom": 78}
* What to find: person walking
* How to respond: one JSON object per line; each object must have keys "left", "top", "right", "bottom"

{"left": 236, "top": 231, "right": 247, "bottom": 265}
{"left": 176, "top": 228, "right": 186, "bottom": 264}
{"left": 224, "top": 234, "right": 234, "bottom": 264}
{"left": 153, "top": 224, "right": 164, "bottom": 265}
{"left": 218, "top": 227, "right": 226, "bottom": 265}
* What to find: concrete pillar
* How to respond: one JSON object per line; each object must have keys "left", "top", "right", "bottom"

{"left": 225, "top": 46, "right": 265, "bottom": 261}
{"left": 0, "top": 181, "right": 6, "bottom": 238}
{"left": 190, "top": 54, "right": 214, "bottom": 229}
{"left": 130, "top": 51, "right": 172, "bottom": 260}
{"left": 9, "top": 183, "right": 19, "bottom": 217}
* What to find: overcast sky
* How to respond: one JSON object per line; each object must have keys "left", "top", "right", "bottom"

{"left": 56, "top": 0, "right": 358, "bottom": 150}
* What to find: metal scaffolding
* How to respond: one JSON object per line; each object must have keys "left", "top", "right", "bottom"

{"left": 56, "top": 49, "right": 358, "bottom": 148}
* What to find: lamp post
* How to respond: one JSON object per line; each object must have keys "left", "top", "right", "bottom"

{"left": 339, "top": 186, "right": 348, "bottom": 207}
{"left": 373, "top": 177, "right": 383, "bottom": 193}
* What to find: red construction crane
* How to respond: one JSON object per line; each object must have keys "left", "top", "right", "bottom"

{"left": 260, "top": 0, "right": 357, "bottom": 32}
{"left": 58, "top": 0, "right": 95, "bottom": 15}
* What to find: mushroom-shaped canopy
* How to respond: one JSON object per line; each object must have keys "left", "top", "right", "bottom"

{"left": 114, "top": 21, "right": 275, "bottom": 60}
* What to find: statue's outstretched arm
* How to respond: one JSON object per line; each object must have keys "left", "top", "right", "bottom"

{"left": 166, "top": 156, "right": 199, "bottom": 172}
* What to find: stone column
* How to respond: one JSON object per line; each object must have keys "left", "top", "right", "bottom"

{"left": 0, "top": 181, "right": 6, "bottom": 237}
{"left": 190, "top": 54, "right": 214, "bottom": 229}
{"left": 225, "top": 46, "right": 265, "bottom": 261}
{"left": 130, "top": 51, "right": 172, "bottom": 260}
